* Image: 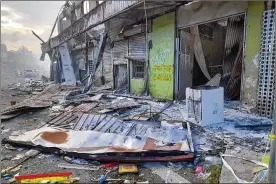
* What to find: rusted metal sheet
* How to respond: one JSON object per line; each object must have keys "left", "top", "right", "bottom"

{"left": 71, "top": 103, "right": 98, "bottom": 112}
{"left": 9, "top": 126, "right": 191, "bottom": 154}
{"left": 3, "top": 137, "right": 194, "bottom": 162}
{"left": 39, "top": 109, "right": 193, "bottom": 154}
{"left": 46, "top": 112, "right": 189, "bottom": 145}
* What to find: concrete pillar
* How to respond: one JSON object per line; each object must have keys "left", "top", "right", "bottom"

{"left": 242, "top": 1, "right": 264, "bottom": 110}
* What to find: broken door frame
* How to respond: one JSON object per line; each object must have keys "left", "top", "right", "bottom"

{"left": 176, "top": 12, "right": 247, "bottom": 100}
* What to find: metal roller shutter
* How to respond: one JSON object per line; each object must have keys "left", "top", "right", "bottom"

{"left": 112, "top": 40, "right": 128, "bottom": 65}
{"left": 128, "top": 33, "right": 146, "bottom": 58}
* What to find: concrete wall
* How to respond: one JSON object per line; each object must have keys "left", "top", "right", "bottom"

{"left": 130, "top": 79, "right": 145, "bottom": 95}
{"left": 149, "top": 12, "right": 175, "bottom": 100}
{"left": 242, "top": 2, "right": 264, "bottom": 108}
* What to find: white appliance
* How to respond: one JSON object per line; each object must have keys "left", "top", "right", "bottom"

{"left": 186, "top": 86, "right": 224, "bottom": 126}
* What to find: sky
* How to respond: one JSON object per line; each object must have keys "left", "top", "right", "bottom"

{"left": 1, "top": 1, "right": 65, "bottom": 58}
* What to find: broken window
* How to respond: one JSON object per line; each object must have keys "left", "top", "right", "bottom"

{"left": 132, "top": 60, "right": 145, "bottom": 78}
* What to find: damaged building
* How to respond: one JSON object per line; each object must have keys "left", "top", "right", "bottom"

{"left": 1, "top": 1, "right": 276, "bottom": 183}
{"left": 40, "top": 1, "right": 275, "bottom": 118}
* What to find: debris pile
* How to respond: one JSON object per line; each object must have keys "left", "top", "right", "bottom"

{"left": 1, "top": 84, "right": 273, "bottom": 183}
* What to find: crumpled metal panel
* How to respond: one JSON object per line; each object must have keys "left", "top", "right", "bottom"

{"left": 9, "top": 126, "right": 191, "bottom": 154}
{"left": 41, "top": 1, "right": 140, "bottom": 53}
{"left": 257, "top": 9, "right": 275, "bottom": 117}
{"left": 1, "top": 84, "right": 80, "bottom": 117}
{"left": 105, "top": 18, "right": 127, "bottom": 45}
{"left": 58, "top": 43, "right": 77, "bottom": 85}
{"left": 49, "top": 112, "right": 189, "bottom": 147}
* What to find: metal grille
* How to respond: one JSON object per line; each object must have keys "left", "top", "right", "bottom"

{"left": 132, "top": 60, "right": 145, "bottom": 78}
{"left": 198, "top": 24, "right": 214, "bottom": 41}
{"left": 257, "top": 9, "right": 275, "bottom": 117}
{"left": 221, "top": 14, "right": 245, "bottom": 100}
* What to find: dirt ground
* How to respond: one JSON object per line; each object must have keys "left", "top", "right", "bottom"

{"left": 1, "top": 78, "right": 207, "bottom": 183}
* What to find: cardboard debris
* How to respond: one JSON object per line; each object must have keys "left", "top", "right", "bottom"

{"left": 119, "top": 164, "right": 138, "bottom": 174}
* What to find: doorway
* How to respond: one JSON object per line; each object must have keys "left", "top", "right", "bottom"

{"left": 177, "top": 14, "right": 245, "bottom": 100}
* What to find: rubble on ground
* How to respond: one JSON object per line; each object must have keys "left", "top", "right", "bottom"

{"left": 1, "top": 83, "right": 272, "bottom": 183}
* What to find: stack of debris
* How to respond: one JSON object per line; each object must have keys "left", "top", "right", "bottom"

{"left": 1, "top": 84, "right": 80, "bottom": 120}
{"left": 1, "top": 83, "right": 273, "bottom": 183}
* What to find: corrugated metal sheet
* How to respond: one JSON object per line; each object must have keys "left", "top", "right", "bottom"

{"left": 42, "top": 1, "right": 141, "bottom": 52}
{"left": 44, "top": 112, "right": 189, "bottom": 145}
{"left": 44, "top": 112, "right": 78, "bottom": 129}
{"left": 128, "top": 33, "right": 146, "bottom": 59}
{"left": 93, "top": 44, "right": 113, "bottom": 86}
{"left": 71, "top": 103, "right": 98, "bottom": 112}
{"left": 58, "top": 43, "right": 77, "bottom": 85}
{"left": 103, "top": 1, "right": 137, "bottom": 18}
{"left": 9, "top": 126, "right": 191, "bottom": 154}
{"left": 1, "top": 84, "right": 80, "bottom": 117}
{"left": 105, "top": 18, "right": 127, "bottom": 44}
{"left": 112, "top": 40, "right": 128, "bottom": 65}
{"left": 177, "top": 1, "right": 247, "bottom": 29}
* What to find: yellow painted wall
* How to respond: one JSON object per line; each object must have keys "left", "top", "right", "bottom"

{"left": 149, "top": 13, "right": 175, "bottom": 100}
{"left": 130, "top": 79, "right": 145, "bottom": 95}
{"left": 243, "top": 1, "right": 264, "bottom": 108}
